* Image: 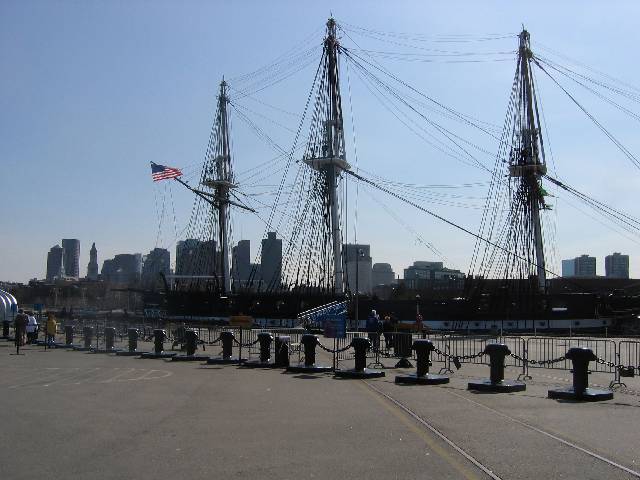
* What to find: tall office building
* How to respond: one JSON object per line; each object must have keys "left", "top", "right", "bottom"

{"left": 142, "top": 248, "right": 171, "bottom": 286}
{"left": 261, "top": 232, "right": 282, "bottom": 289}
{"left": 372, "top": 263, "right": 395, "bottom": 286}
{"left": 232, "top": 240, "right": 251, "bottom": 286}
{"left": 176, "top": 239, "right": 217, "bottom": 276}
{"left": 561, "top": 259, "right": 575, "bottom": 277}
{"left": 605, "top": 252, "right": 629, "bottom": 279}
{"left": 62, "top": 239, "right": 80, "bottom": 279}
{"left": 344, "top": 244, "right": 373, "bottom": 294}
{"left": 574, "top": 254, "right": 597, "bottom": 277}
{"left": 101, "top": 253, "right": 142, "bottom": 285}
{"left": 87, "top": 243, "right": 99, "bottom": 280}
{"left": 46, "top": 245, "right": 65, "bottom": 282}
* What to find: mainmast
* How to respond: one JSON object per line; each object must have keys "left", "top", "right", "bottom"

{"left": 303, "top": 18, "right": 350, "bottom": 295}
{"left": 509, "top": 29, "right": 548, "bottom": 292}
{"left": 203, "top": 79, "right": 235, "bottom": 294}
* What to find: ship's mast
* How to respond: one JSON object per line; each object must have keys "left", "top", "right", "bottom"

{"left": 204, "top": 79, "right": 234, "bottom": 294}
{"left": 303, "top": 18, "right": 350, "bottom": 295}
{"left": 510, "top": 29, "right": 547, "bottom": 292}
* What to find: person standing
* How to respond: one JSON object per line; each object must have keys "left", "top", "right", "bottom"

{"left": 14, "top": 309, "right": 28, "bottom": 348}
{"left": 46, "top": 313, "right": 57, "bottom": 347}
{"left": 26, "top": 311, "right": 38, "bottom": 344}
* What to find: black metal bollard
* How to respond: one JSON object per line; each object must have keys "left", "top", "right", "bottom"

{"left": 241, "top": 332, "right": 274, "bottom": 368}
{"left": 394, "top": 332, "right": 413, "bottom": 368}
{"left": 207, "top": 331, "right": 245, "bottom": 364}
{"left": 172, "top": 329, "right": 209, "bottom": 361}
{"left": 548, "top": 347, "right": 613, "bottom": 401}
{"left": 468, "top": 343, "right": 526, "bottom": 392}
{"left": 335, "top": 337, "right": 385, "bottom": 379}
{"left": 221, "top": 331, "right": 234, "bottom": 360}
{"left": 274, "top": 336, "right": 290, "bottom": 368}
{"left": 128, "top": 328, "right": 139, "bottom": 352}
{"left": 104, "top": 327, "right": 116, "bottom": 351}
{"left": 396, "top": 340, "right": 449, "bottom": 385}
{"left": 153, "top": 329, "right": 165, "bottom": 354}
{"left": 2, "top": 320, "right": 10, "bottom": 339}
{"left": 258, "top": 332, "right": 273, "bottom": 363}
{"left": 185, "top": 329, "right": 198, "bottom": 356}
{"left": 116, "top": 328, "right": 142, "bottom": 356}
{"left": 140, "top": 329, "right": 176, "bottom": 358}
{"left": 286, "top": 334, "right": 332, "bottom": 373}
{"left": 84, "top": 327, "right": 94, "bottom": 348}
{"left": 302, "top": 334, "right": 318, "bottom": 367}
{"left": 64, "top": 325, "right": 74, "bottom": 346}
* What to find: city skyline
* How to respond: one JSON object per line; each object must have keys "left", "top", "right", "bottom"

{"left": 2, "top": 1, "right": 639, "bottom": 283}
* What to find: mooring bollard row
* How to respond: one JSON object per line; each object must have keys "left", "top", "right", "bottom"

{"left": 548, "top": 347, "right": 613, "bottom": 401}
{"left": 395, "top": 339, "right": 449, "bottom": 385}
{"left": 468, "top": 343, "right": 526, "bottom": 393}
{"left": 172, "top": 329, "right": 210, "bottom": 361}
{"left": 140, "top": 329, "right": 177, "bottom": 359}
{"left": 241, "top": 332, "right": 275, "bottom": 368}
{"left": 334, "top": 336, "right": 385, "bottom": 379}
{"left": 287, "top": 334, "right": 333, "bottom": 373}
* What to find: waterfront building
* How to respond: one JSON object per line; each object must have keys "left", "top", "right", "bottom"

{"left": 62, "top": 239, "right": 80, "bottom": 279}
{"left": 605, "top": 252, "right": 629, "bottom": 279}
{"left": 46, "top": 245, "right": 65, "bottom": 282}
{"left": 344, "top": 244, "right": 372, "bottom": 294}
{"left": 87, "top": 243, "right": 99, "bottom": 280}
{"left": 142, "top": 248, "right": 171, "bottom": 286}
{"left": 261, "top": 232, "right": 282, "bottom": 290}
{"left": 372, "top": 262, "right": 396, "bottom": 287}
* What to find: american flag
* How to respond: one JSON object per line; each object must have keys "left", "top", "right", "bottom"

{"left": 150, "top": 162, "right": 183, "bottom": 181}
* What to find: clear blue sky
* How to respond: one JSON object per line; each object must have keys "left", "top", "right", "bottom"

{"left": 2, "top": 0, "right": 639, "bottom": 283}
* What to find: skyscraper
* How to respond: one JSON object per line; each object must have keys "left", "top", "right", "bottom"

{"left": 62, "top": 239, "right": 80, "bottom": 279}
{"left": 101, "top": 253, "right": 142, "bottom": 285}
{"left": 232, "top": 240, "right": 251, "bottom": 287}
{"left": 176, "top": 239, "right": 217, "bottom": 276}
{"left": 87, "top": 243, "right": 99, "bottom": 280}
{"left": 261, "top": 232, "right": 282, "bottom": 289}
{"left": 561, "top": 259, "right": 575, "bottom": 277}
{"left": 574, "top": 254, "right": 597, "bottom": 277}
{"left": 142, "top": 248, "right": 171, "bottom": 286}
{"left": 605, "top": 252, "right": 629, "bottom": 279}
{"left": 46, "top": 245, "right": 65, "bottom": 282}
{"left": 344, "top": 244, "right": 373, "bottom": 294}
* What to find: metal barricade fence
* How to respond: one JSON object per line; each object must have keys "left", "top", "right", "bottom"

{"left": 618, "top": 340, "right": 640, "bottom": 371}
{"left": 525, "top": 337, "right": 618, "bottom": 373}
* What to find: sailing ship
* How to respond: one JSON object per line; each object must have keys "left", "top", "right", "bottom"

{"left": 147, "top": 19, "right": 640, "bottom": 332}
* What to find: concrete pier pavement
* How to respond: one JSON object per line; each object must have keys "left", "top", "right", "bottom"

{"left": 0, "top": 342, "right": 639, "bottom": 479}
